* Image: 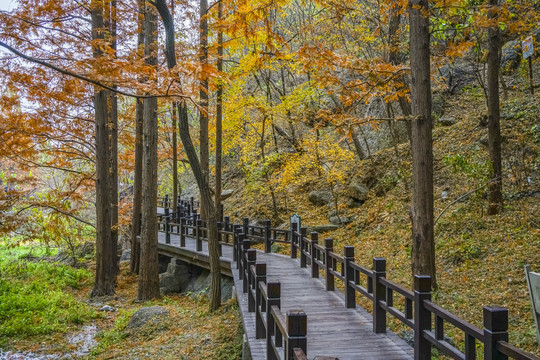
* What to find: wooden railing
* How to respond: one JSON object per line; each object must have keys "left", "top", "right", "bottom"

{"left": 155, "top": 197, "right": 540, "bottom": 360}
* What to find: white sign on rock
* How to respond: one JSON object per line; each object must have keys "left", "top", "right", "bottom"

{"left": 525, "top": 265, "right": 540, "bottom": 344}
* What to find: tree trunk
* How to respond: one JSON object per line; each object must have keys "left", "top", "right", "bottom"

{"left": 154, "top": 0, "right": 221, "bottom": 311}
{"left": 173, "top": 106, "right": 178, "bottom": 207}
{"left": 90, "top": 0, "right": 115, "bottom": 297}
{"left": 199, "top": 0, "right": 209, "bottom": 220}
{"left": 215, "top": 0, "right": 223, "bottom": 216}
{"left": 137, "top": 1, "right": 160, "bottom": 301}
{"left": 487, "top": 0, "right": 503, "bottom": 215}
{"left": 108, "top": 0, "right": 119, "bottom": 276}
{"left": 409, "top": 0, "right": 436, "bottom": 288}
{"left": 130, "top": 0, "right": 146, "bottom": 275}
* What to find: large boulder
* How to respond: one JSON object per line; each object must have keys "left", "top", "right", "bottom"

{"left": 329, "top": 216, "right": 352, "bottom": 225}
{"left": 119, "top": 249, "right": 131, "bottom": 262}
{"left": 312, "top": 224, "right": 339, "bottom": 233}
{"left": 221, "top": 189, "right": 234, "bottom": 201}
{"left": 127, "top": 306, "right": 170, "bottom": 335}
{"left": 345, "top": 183, "right": 368, "bottom": 202}
{"left": 308, "top": 190, "right": 333, "bottom": 206}
{"left": 159, "top": 258, "right": 191, "bottom": 295}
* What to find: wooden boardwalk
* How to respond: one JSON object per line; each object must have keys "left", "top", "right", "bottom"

{"left": 157, "top": 229, "right": 413, "bottom": 359}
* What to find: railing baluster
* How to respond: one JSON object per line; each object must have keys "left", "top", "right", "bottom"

{"left": 414, "top": 275, "right": 432, "bottom": 360}
{"left": 286, "top": 310, "right": 307, "bottom": 360}
{"left": 291, "top": 222, "right": 298, "bottom": 259}
{"left": 344, "top": 246, "right": 355, "bottom": 309}
{"left": 255, "top": 263, "right": 267, "bottom": 339}
{"left": 311, "top": 232, "right": 319, "bottom": 278}
{"left": 300, "top": 227, "right": 307, "bottom": 268}
{"left": 246, "top": 248, "right": 256, "bottom": 297}
{"left": 265, "top": 219, "right": 272, "bottom": 253}
{"left": 325, "top": 238, "right": 334, "bottom": 291}
{"left": 373, "top": 258, "right": 386, "bottom": 333}
{"left": 266, "top": 282, "right": 281, "bottom": 360}
{"left": 483, "top": 306, "right": 508, "bottom": 360}
{"left": 196, "top": 219, "right": 202, "bottom": 251}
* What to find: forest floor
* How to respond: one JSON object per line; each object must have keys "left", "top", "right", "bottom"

{"left": 0, "top": 246, "right": 243, "bottom": 360}
{"left": 219, "top": 73, "right": 540, "bottom": 357}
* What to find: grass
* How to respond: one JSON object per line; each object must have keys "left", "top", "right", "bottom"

{"left": 0, "top": 244, "right": 98, "bottom": 339}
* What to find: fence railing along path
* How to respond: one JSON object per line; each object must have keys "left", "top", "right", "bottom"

{"left": 154, "top": 196, "right": 540, "bottom": 360}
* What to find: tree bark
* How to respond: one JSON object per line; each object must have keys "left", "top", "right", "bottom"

{"left": 108, "top": 0, "right": 119, "bottom": 276}
{"left": 215, "top": 0, "right": 223, "bottom": 217}
{"left": 199, "top": 0, "right": 209, "bottom": 220}
{"left": 137, "top": 1, "right": 160, "bottom": 301}
{"left": 90, "top": 0, "right": 115, "bottom": 297}
{"left": 154, "top": 0, "right": 221, "bottom": 311}
{"left": 130, "top": 0, "right": 146, "bottom": 275}
{"left": 409, "top": 0, "right": 436, "bottom": 288}
{"left": 487, "top": 0, "right": 503, "bottom": 215}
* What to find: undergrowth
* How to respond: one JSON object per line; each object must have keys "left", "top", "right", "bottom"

{"left": 0, "top": 244, "right": 98, "bottom": 338}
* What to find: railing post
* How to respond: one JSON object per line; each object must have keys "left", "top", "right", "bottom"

{"left": 164, "top": 194, "right": 169, "bottom": 211}
{"left": 300, "top": 227, "right": 307, "bottom": 268}
{"left": 483, "top": 306, "right": 509, "bottom": 360}
{"left": 245, "top": 248, "right": 256, "bottom": 296}
{"left": 180, "top": 217, "right": 186, "bottom": 247}
{"left": 224, "top": 216, "right": 230, "bottom": 244}
{"left": 234, "top": 227, "right": 242, "bottom": 264}
{"left": 286, "top": 310, "right": 307, "bottom": 360}
{"left": 255, "top": 263, "right": 267, "bottom": 339}
{"left": 311, "top": 232, "right": 319, "bottom": 278}
{"left": 265, "top": 219, "right": 272, "bottom": 253}
{"left": 165, "top": 215, "right": 171, "bottom": 244}
{"left": 240, "top": 238, "right": 250, "bottom": 281}
{"left": 291, "top": 222, "right": 298, "bottom": 259}
{"left": 324, "top": 238, "right": 334, "bottom": 291}
{"left": 414, "top": 275, "right": 432, "bottom": 360}
{"left": 373, "top": 258, "right": 387, "bottom": 333}
{"left": 217, "top": 222, "right": 223, "bottom": 257}
{"left": 243, "top": 217, "right": 249, "bottom": 237}
{"left": 190, "top": 196, "right": 194, "bottom": 211}
{"left": 266, "top": 281, "right": 281, "bottom": 360}
{"left": 344, "top": 246, "right": 355, "bottom": 309}
{"left": 220, "top": 203, "right": 224, "bottom": 222}
{"left": 196, "top": 219, "right": 202, "bottom": 251}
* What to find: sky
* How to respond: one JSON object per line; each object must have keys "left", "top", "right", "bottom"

{"left": 0, "top": 0, "right": 16, "bottom": 11}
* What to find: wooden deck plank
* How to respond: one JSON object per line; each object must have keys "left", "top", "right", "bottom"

{"left": 157, "top": 230, "right": 413, "bottom": 359}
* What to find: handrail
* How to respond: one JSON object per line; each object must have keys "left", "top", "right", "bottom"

{"left": 155, "top": 196, "right": 540, "bottom": 360}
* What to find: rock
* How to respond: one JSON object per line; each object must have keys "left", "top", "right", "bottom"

{"left": 441, "top": 191, "right": 449, "bottom": 200}
{"left": 438, "top": 115, "right": 457, "bottom": 126}
{"left": 346, "top": 198, "right": 364, "bottom": 209}
{"left": 221, "top": 189, "right": 233, "bottom": 201}
{"left": 479, "top": 135, "right": 489, "bottom": 146}
{"left": 312, "top": 225, "right": 339, "bottom": 233}
{"left": 120, "top": 249, "right": 131, "bottom": 262}
{"left": 127, "top": 306, "right": 170, "bottom": 331}
{"left": 438, "top": 63, "right": 477, "bottom": 93}
{"left": 346, "top": 183, "right": 368, "bottom": 201}
{"left": 501, "top": 39, "right": 522, "bottom": 74}
{"left": 329, "top": 216, "right": 352, "bottom": 225}
{"left": 159, "top": 258, "right": 191, "bottom": 295}
{"left": 432, "top": 93, "right": 445, "bottom": 118}
{"left": 100, "top": 305, "right": 116, "bottom": 312}
{"left": 308, "top": 190, "right": 333, "bottom": 206}
{"left": 184, "top": 269, "right": 234, "bottom": 301}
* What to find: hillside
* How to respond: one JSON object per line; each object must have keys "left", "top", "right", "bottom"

{"left": 213, "top": 73, "right": 540, "bottom": 355}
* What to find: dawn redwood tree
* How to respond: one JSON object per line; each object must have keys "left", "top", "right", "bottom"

{"left": 215, "top": 0, "right": 224, "bottom": 215}
{"left": 154, "top": 0, "right": 221, "bottom": 311}
{"left": 91, "top": 0, "right": 116, "bottom": 297}
{"left": 408, "top": 0, "right": 436, "bottom": 288}
{"left": 486, "top": 0, "right": 503, "bottom": 215}
{"left": 137, "top": 0, "right": 160, "bottom": 300}
{"left": 130, "top": 0, "right": 146, "bottom": 275}
{"left": 199, "top": 0, "right": 210, "bottom": 220}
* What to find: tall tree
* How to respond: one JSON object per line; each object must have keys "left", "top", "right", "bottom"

{"left": 409, "top": 0, "right": 436, "bottom": 288}
{"left": 154, "top": 0, "right": 221, "bottom": 311}
{"left": 91, "top": 0, "right": 116, "bottom": 297}
{"left": 137, "top": 0, "right": 160, "bottom": 300}
{"left": 215, "top": 0, "right": 224, "bottom": 217}
{"left": 130, "top": 0, "right": 146, "bottom": 274}
{"left": 199, "top": 0, "right": 209, "bottom": 220}
{"left": 486, "top": 0, "right": 503, "bottom": 215}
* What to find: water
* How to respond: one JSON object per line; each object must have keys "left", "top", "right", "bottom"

{"left": 0, "top": 325, "right": 97, "bottom": 360}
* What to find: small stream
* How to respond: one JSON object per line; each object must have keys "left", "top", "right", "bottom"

{"left": 0, "top": 325, "right": 98, "bottom": 360}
